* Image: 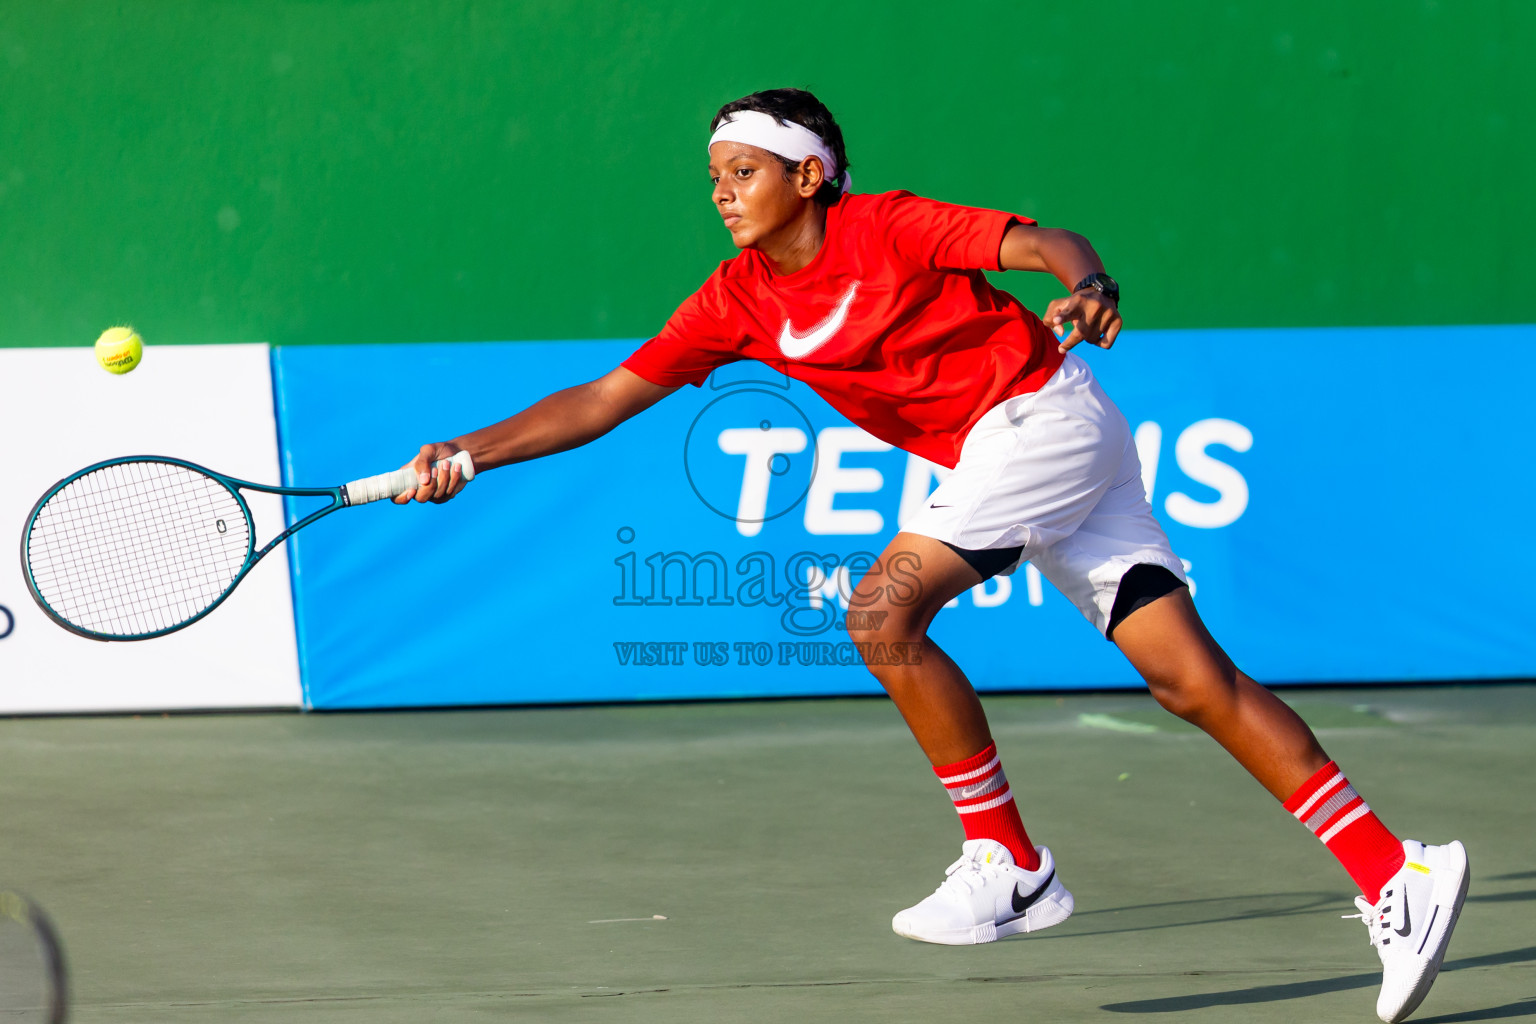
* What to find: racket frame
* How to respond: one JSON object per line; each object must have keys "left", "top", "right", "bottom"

{"left": 21, "top": 455, "right": 346, "bottom": 643}
{"left": 0, "top": 890, "right": 68, "bottom": 1024}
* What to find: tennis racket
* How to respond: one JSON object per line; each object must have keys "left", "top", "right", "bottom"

{"left": 0, "top": 891, "right": 67, "bottom": 1023}
{"left": 19, "top": 451, "right": 473, "bottom": 642}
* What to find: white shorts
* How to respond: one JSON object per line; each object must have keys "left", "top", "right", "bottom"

{"left": 901, "top": 352, "right": 1186, "bottom": 635}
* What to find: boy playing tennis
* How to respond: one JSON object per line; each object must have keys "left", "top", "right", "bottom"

{"left": 398, "top": 89, "right": 1467, "bottom": 1023}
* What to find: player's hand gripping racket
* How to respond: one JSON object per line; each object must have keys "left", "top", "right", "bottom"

{"left": 19, "top": 452, "right": 473, "bottom": 641}
{"left": 0, "top": 891, "right": 67, "bottom": 1023}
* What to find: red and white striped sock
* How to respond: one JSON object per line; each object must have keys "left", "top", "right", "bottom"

{"left": 934, "top": 742, "right": 1041, "bottom": 872}
{"left": 1283, "top": 760, "right": 1406, "bottom": 902}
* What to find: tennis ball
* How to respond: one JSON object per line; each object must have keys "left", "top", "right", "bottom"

{"left": 95, "top": 326, "right": 143, "bottom": 374}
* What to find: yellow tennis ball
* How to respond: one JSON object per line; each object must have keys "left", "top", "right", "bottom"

{"left": 95, "top": 326, "right": 143, "bottom": 374}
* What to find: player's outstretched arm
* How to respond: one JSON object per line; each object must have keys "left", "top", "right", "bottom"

{"left": 998, "top": 222, "right": 1122, "bottom": 353}
{"left": 395, "top": 366, "right": 678, "bottom": 504}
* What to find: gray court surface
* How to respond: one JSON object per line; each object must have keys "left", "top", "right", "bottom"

{"left": 3, "top": 685, "right": 1533, "bottom": 1023}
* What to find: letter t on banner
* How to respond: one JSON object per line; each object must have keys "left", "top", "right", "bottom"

{"left": 718, "top": 427, "right": 808, "bottom": 537}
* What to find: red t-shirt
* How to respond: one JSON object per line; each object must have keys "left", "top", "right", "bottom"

{"left": 621, "top": 190, "right": 1065, "bottom": 469}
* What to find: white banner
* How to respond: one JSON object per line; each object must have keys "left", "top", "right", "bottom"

{"left": 0, "top": 344, "right": 302, "bottom": 712}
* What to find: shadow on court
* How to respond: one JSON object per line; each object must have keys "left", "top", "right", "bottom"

{"left": 1101, "top": 946, "right": 1536, "bottom": 1014}
{"left": 1414, "top": 1002, "right": 1536, "bottom": 1024}
{"left": 1466, "top": 889, "right": 1536, "bottom": 904}
{"left": 1041, "top": 890, "right": 1348, "bottom": 938}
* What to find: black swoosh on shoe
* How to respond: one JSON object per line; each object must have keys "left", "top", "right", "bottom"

{"left": 1010, "top": 870, "right": 1055, "bottom": 917}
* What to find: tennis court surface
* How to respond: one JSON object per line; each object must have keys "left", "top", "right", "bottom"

{"left": 4, "top": 684, "right": 1533, "bottom": 1023}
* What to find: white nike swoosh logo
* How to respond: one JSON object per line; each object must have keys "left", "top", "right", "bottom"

{"left": 957, "top": 782, "right": 992, "bottom": 800}
{"left": 778, "top": 282, "right": 859, "bottom": 360}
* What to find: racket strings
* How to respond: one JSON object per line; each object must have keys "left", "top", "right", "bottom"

{"left": 32, "top": 464, "right": 247, "bottom": 633}
{"left": 25, "top": 461, "right": 252, "bottom": 637}
{"left": 36, "top": 463, "right": 247, "bottom": 629}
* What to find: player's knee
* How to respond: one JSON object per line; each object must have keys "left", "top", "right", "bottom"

{"left": 1147, "top": 679, "right": 1202, "bottom": 722}
{"left": 1146, "top": 665, "right": 1235, "bottom": 724}
{"left": 844, "top": 601, "right": 924, "bottom": 678}
{"left": 845, "top": 604, "right": 918, "bottom": 647}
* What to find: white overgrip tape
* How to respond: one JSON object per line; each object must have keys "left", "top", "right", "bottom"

{"left": 344, "top": 450, "right": 475, "bottom": 505}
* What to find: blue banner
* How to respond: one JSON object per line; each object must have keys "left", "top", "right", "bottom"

{"left": 272, "top": 326, "right": 1536, "bottom": 709}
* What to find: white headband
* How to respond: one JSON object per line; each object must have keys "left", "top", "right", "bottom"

{"left": 709, "top": 110, "right": 850, "bottom": 194}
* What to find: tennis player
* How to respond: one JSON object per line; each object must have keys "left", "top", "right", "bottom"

{"left": 399, "top": 89, "right": 1466, "bottom": 1023}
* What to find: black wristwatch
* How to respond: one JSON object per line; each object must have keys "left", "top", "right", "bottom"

{"left": 1073, "top": 273, "right": 1119, "bottom": 306}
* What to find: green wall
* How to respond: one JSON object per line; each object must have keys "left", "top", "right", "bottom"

{"left": 2, "top": 1, "right": 1531, "bottom": 349}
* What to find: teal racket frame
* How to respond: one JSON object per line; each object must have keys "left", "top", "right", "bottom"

{"left": 20, "top": 456, "right": 345, "bottom": 642}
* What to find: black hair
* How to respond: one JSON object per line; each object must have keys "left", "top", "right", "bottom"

{"left": 711, "top": 88, "right": 850, "bottom": 206}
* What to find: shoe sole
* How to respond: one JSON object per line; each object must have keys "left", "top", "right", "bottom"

{"left": 1379, "top": 840, "right": 1470, "bottom": 1024}
{"left": 892, "top": 876, "right": 1076, "bottom": 945}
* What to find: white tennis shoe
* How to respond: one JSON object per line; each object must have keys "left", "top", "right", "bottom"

{"left": 892, "top": 839, "right": 1074, "bottom": 945}
{"left": 1347, "top": 839, "right": 1470, "bottom": 1023}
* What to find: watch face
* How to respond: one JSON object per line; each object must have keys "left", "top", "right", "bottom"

{"left": 1078, "top": 274, "right": 1117, "bottom": 301}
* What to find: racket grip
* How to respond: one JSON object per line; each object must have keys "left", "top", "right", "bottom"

{"left": 343, "top": 450, "right": 476, "bottom": 505}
